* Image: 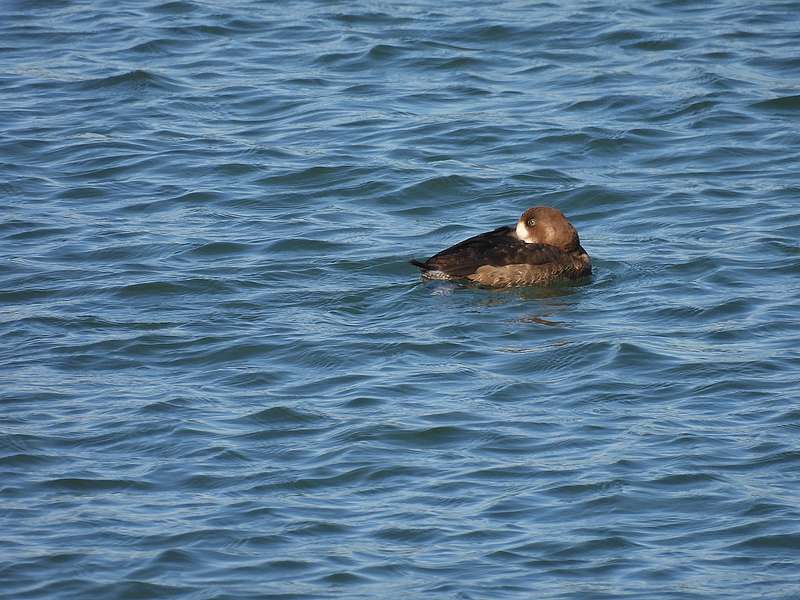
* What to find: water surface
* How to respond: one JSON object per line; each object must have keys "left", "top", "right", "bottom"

{"left": 2, "top": 1, "right": 800, "bottom": 598}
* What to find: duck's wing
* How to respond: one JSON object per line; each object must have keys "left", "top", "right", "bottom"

{"left": 413, "top": 226, "right": 564, "bottom": 278}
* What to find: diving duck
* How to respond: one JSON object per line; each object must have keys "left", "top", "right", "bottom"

{"left": 411, "top": 206, "right": 591, "bottom": 287}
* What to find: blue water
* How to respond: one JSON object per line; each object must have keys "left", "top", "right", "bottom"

{"left": 3, "top": 1, "right": 800, "bottom": 598}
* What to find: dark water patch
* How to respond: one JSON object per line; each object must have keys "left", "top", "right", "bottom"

{"left": 423, "top": 55, "right": 488, "bottom": 72}
{"left": 0, "top": 453, "right": 60, "bottom": 467}
{"left": 3, "top": 225, "right": 76, "bottom": 241}
{"left": 752, "top": 94, "right": 800, "bottom": 113}
{"left": 598, "top": 28, "right": 645, "bottom": 44}
{"left": 74, "top": 69, "right": 185, "bottom": 93}
{"left": 183, "top": 241, "right": 252, "bottom": 257}
{"left": 235, "top": 406, "right": 327, "bottom": 426}
{"left": 96, "top": 580, "right": 197, "bottom": 599}
{"left": 114, "top": 278, "right": 233, "bottom": 298}
{"left": 747, "top": 56, "right": 800, "bottom": 77}
{"left": 160, "top": 23, "right": 241, "bottom": 38}
{"left": 511, "top": 168, "right": 581, "bottom": 185}
{"left": 257, "top": 165, "right": 373, "bottom": 188}
{"left": 386, "top": 174, "right": 478, "bottom": 205}
{"left": 40, "top": 477, "right": 153, "bottom": 492}
{"left": 314, "top": 50, "right": 364, "bottom": 67}
{"left": 729, "top": 534, "right": 800, "bottom": 552}
{"left": 329, "top": 11, "right": 414, "bottom": 26}
{"left": 626, "top": 37, "right": 694, "bottom": 52}
{"left": 316, "top": 571, "right": 372, "bottom": 586}
{"left": 123, "top": 38, "right": 189, "bottom": 55}
{"left": 148, "top": 1, "right": 198, "bottom": 15}
{"left": 56, "top": 186, "right": 108, "bottom": 200}
{"left": 120, "top": 189, "right": 225, "bottom": 213}
{"left": 268, "top": 237, "right": 351, "bottom": 253}
{"left": 365, "top": 43, "right": 411, "bottom": 62}
{"left": 652, "top": 99, "right": 718, "bottom": 122}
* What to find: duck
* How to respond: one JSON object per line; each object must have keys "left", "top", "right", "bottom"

{"left": 410, "top": 206, "right": 591, "bottom": 287}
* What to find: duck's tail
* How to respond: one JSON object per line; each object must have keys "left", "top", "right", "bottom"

{"left": 409, "top": 259, "right": 429, "bottom": 270}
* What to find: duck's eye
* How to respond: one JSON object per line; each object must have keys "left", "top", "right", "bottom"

{"left": 526, "top": 218, "right": 536, "bottom": 227}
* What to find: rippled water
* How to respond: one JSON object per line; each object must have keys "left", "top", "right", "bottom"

{"left": 3, "top": 1, "right": 800, "bottom": 598}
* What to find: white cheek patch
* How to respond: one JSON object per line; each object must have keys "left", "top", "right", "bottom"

{"left": 516, "top": 221, "right": 532, "bottom": 243}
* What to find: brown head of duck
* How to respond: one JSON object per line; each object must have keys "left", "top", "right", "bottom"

{"left": 514, "top": 206, "right": 580, "bottom": 251}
